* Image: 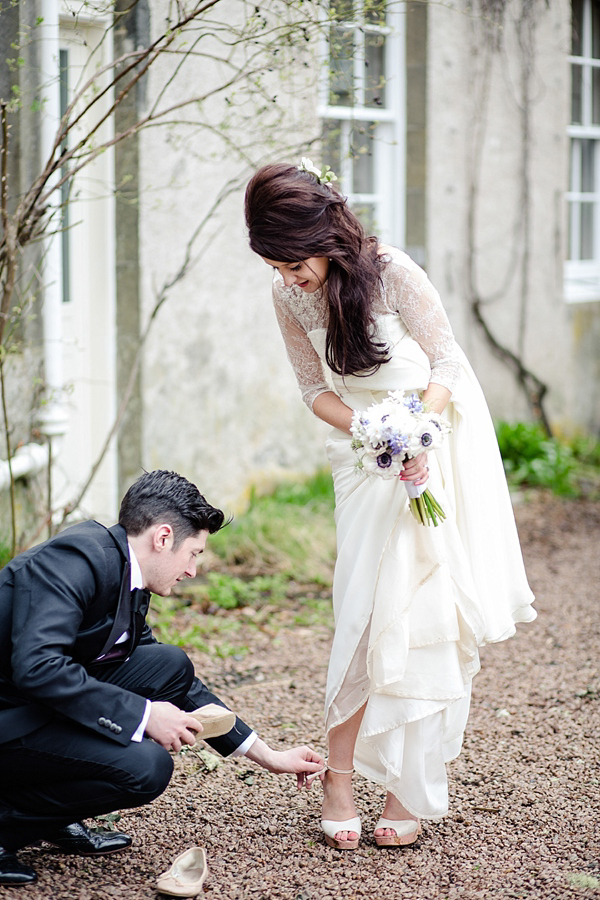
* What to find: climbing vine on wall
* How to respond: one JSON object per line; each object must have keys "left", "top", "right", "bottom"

{"left": 466, "top": 0, "right": 553, "bottom": 433}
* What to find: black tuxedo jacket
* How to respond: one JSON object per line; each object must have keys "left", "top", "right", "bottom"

{"left": 0, "top": 521, "right": 149, "bottom": 746}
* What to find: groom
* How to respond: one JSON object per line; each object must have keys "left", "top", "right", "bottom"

{"left": 0, "top": 469, "right": 324, "bottom": 886}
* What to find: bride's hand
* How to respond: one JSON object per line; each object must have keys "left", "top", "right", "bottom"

{"left": 400, "top": 453, "right": 429, "bottom": 486}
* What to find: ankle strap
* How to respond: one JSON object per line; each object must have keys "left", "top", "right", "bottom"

{"left": 326, "top": 764, "right": 354, "bottom": 775}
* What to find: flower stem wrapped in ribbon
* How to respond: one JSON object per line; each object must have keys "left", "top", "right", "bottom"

{"left": 350, "top": 391, "right": 452, "bottom": 526}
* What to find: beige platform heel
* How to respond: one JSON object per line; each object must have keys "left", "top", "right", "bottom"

{"left": 373, "top": 817, "right": 421, "bottom": 847}
{"left": 320, "top": 765, "right": 361, "bottom": 850}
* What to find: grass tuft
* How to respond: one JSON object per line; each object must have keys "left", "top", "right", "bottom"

{"left": 206, "top": 468, "right": 336, "bottom": 584}
{"left": 147, "top": 470, "right": 337, "bottom": 654}
{"left": 495, "top": 421, "right": 600, "bottom": 498}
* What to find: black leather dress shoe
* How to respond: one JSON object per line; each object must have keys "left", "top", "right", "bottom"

{"left": 0, "top": 848, "right": 37, "bottom": 885}
{"left": 45, "top": 821, "right": 132, "bottom": 856}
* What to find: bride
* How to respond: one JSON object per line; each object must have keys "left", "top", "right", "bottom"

{"left": 244, "top": 160, "right": 536, "bottom": 849}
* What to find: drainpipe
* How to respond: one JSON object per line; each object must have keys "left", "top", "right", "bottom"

{"left": 0, "top": 1, "right": 68, "bottom": 493}
{"left": 0, "top": 443, "right": 49, "bottom": 490}
{"left": 0, "top": 1, "right": 69, "bottom": 501}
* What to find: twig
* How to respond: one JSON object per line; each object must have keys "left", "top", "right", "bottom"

{"left": 0, "top": 357, "right": 17, "bottom": 557}
{"left": 472, "top": 297, "right": 550, "bottom": 433}
{"left": 0, "top": 102, "right": 18, "bottom": 348}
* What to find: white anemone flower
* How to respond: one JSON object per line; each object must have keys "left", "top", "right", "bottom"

{"left": 360, "top": 448, "right": 403, "bottom": 479}
{"left": 407, "top": 420, "right": 445, "bottom": 456}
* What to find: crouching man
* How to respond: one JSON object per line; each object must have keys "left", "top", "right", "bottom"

{"left": 0, "top": 470, "right": 324, "bottom": 885}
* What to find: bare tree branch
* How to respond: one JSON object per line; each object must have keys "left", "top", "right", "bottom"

{"left": 0, "top": 0, "right": 323, "bottom": 542}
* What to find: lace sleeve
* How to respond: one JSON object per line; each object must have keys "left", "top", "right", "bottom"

{"left": 382, "top": 253, "right": 461, "bottom": 392}
{"left": 272, "top": 279, "right": 331, "bottom": 410}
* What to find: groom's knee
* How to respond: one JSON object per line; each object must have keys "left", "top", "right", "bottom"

{"left": 133, "top": 643, "right": 196, "bottom": 702}
{"left": 129, "top": 739, "right": 174, "bottom": 802}
{"left": 157, "top": 644, "right": 195, "bottom": 694}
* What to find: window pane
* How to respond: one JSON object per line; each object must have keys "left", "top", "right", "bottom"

{"left": 581, "top": 138, "right": 596, "bottom": 191}
{"left": 593, "top": 66, "right": 600, "bottom": 123}
{"left": 329, "top": 25, "right": 354, "bottom": 106}
{"left": 365, "top": 31, "right": 386, "bottom": 108}
{"left": 350, "top": 122, "right": 375, "bottom": 193}
{"left": 581, "top": 202, "right": 595, "bottom": 258}
{"left": 592, "top": 0, "right": 600, "bottom": 57}
{"left": 364, "top": 0, "right": 386, "bottom": 26}
{"left": 570, "top": 138, "right": 580, "bottom": 192}
{"left": 572, "top": 63, "right": 583, "bottom": 124}
{"left": 322, "top": 120, "right": 343, "bottom": 177}
{"left": 573, "top": 0, "right": 584, "bottom": 56}
{"left": 350, "top": 202, "right": 377, "bottom": 234}
{"left": 568, "top": 200, "right": 577, "bottom": 259}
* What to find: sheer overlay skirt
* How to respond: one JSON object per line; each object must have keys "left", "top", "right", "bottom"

{"left": 311, "top": 320, "right": 536, "bottom": 819}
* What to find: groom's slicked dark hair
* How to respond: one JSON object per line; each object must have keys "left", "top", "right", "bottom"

{"left": 118, "top": 470, "right": 226, "bottom": 546}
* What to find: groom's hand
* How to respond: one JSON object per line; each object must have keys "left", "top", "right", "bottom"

{"left": 144, "top": 701, "right": 203, "bottom": 752}
{"left": 244, "top": 738, "right": 326, "bottom": 788}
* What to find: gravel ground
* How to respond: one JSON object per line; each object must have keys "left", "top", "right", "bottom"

{"left": 4, "top": 494, "right": 600, "bottom": 900}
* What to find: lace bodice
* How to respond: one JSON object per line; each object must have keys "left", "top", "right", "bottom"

{"left": 272, "top": 246, "right": 461, "bottom": 409}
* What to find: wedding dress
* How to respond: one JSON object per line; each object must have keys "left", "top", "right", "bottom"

{"left": 272, "top": 247, "right": 536, "bottom": 819}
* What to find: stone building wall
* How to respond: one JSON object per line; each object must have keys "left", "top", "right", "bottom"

{"left": 137, "top": 0, "right": 329, "bottom": 512}
{"left": 427, "top": 1, "right": 599, "bottom": 434}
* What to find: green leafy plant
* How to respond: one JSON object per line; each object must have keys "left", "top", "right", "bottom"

{"left": 569, "top": 433, "right": 600, "bottom": 467}
{"left": 293, "top": 597, "right": 332, "bottom": 627}
{"left": 148, "top": 593, "right": 251, "bottom": 655}
{"left": 0, "top": 538, "right": 12, "bottom": 569}
{"left": 201, "top": 572, "right": 287, "bottom": 610}
{"left": 207, "top": 469, "right": 336, "bottom": 584}
{"left": 495, "top": 421, "right": 576, "bottom": 495}
{"left": 144, "top": 472, "right": 338, "bottom": 656}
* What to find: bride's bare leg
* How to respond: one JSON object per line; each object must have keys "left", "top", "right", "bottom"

{"left": 322, "top": 704, "right": 366, "bottom": 842}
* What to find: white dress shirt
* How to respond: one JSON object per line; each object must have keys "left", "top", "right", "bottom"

{"left": 127, "top": 544, "right": 257, "bottom": 755}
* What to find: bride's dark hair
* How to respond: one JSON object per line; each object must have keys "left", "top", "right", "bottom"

{"left": 244, "top": 163, "right": 389, "bottom": 376}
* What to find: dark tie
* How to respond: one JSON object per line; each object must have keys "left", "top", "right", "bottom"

{"left": 94, "top": 588, "right": 150, "bottom": 663}
{"left": 130, "top": 588, "right": 152, "bottom": 642}
{"left": 131, "top": 587, "right": 151, "bottom": 616}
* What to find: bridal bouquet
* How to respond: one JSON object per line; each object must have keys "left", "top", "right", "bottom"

{"left": 350, "top": 391, "right": 452, "bottom": 526}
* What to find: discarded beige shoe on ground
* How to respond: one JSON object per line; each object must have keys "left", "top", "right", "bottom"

{"left": 188, "top": 704, "right": 235, "bottom": 740}
{"left": 155, "top": 847, "right": 208, "bottom": 897}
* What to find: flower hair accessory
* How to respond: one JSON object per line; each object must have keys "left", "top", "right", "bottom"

{"left": 298, "top": 157, "right": 338, "bottom": 185}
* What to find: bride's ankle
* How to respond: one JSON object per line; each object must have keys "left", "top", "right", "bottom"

{"left": 382, "top": 797, "right": 416, "bottom": 821}
{"left": 322, "top": 784, "right": 357, "bottom": 818}
{"left": 326, "top": 762, "right": 354, "bottom": 776}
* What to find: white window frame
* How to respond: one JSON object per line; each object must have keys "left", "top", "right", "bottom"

{"left": 565, "top": 0, "right": 600, "bottom": 302}
{"left": 55, "top": 6, "right": 119, "bottom": 520}
{"left": 318, "top": 2, "right": 406, "bottom": 246}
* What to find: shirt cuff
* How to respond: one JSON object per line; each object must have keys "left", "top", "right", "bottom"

{"left": 131, "top": 699, "right": 152, "bottom": 742}
{"left": 229, "top": 731, "right": 258, "bottom": 757}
